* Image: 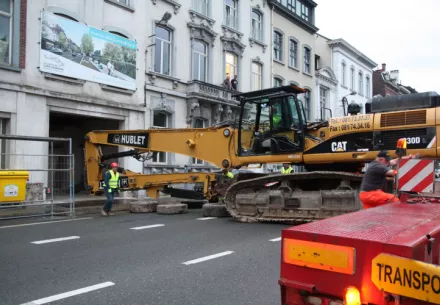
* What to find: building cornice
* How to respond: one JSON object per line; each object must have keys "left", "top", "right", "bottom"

{"left": 267, "top": 0, "right": 319, "bottom": 34}
{"left": 328, "top": 39, "right": 377, "bottom": 69}
{"left": 0, "top": 81, "right": 145, "bottom": 112}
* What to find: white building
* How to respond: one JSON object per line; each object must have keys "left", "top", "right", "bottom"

{"left": 315, "top": 34, "right": 377, "bottom": 119}
{"left": 0, "top": 0, "right": 272, "bottom": 189}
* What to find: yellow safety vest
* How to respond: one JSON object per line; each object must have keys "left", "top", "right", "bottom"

{"left": 273, "top": 114, "right": 281, "bottom": 128}
{"left": 281, "top": 167, "right": 292, "bottom": 174}
{"left": 225, "top": 172, "right": 234, "bottom": 179}
{"left": 107, "top": 170, "right": 120, "bottom": 188}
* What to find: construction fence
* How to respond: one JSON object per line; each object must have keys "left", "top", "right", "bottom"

{"left": 0, "top": 135, "right": 74, "bottom": 220}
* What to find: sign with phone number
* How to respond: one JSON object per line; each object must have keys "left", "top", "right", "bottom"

{"left": 329, "top": 115, "right": 372, "bottom": 132}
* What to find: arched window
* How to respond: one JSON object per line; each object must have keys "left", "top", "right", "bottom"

{"left": 152, "top": 111, "right": 169, "bottom": 163}
{"left": 358, "top": 71, "right": 363, "bottom": 95}
{"left": 303, "top": 46, "right": 311, "bottom": 73}
{"left": 154, "top": 25, "right": 172, "bottom": 75}
{"left": 341, "top": 62, "right": 346, "bottom": 86}
{"left": 193, "top": 40, "right": 208, "bottom": 81}
{"left": 304, "top": 89, "right": 311, "bottom": 120}
{"left": 274, "top": 77, "right": 283, "bottom": 87}
{"left": 366, "top": 75, "right": 371, "bottom": 98}
{"left": 289, "top": 38, "right": 298, "bottom": 68}
{"left": 350, "top": 66, "right": 355, "bottom": 90}
{"left": 252, "top": 61, "right": 262, "bottom": 90}
{"left": 273, "top": 31, "right": 283, "bottom": 61}
{"left": 251, "top": 10, "right": 263, "bottom": 41}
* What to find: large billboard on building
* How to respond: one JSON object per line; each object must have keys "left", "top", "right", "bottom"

{"left": 39, "top": 11, "right": 136, "bottom": 90}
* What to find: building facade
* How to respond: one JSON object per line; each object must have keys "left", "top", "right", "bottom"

{"left": 145, "top": 0, "right": 271, "bottom": 174}
{"left": 315, "top": 35, "right": 377, "bottom": 119}
{"left": 268, "top": 0, "right": 319, "bottom": 122}
{"left": 0, "top": 0, "right": 272, "bottom": 190}
{"left": 373, "top": 63, "right": 417, "bottom": 97}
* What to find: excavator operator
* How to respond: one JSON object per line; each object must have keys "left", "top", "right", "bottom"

{"left": 359, "top": 151, "right": 416, "bottom": 209}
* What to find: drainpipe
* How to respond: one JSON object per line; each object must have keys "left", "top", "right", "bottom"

{"left": 270, "top": 4, "right": 273, "bottom": 87}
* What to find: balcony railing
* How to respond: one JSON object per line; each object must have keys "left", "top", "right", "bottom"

{"left": 224, "top": 15, "right": 238, "bottom": 30}
{"left": 187, "top": 80, "right": 240, "bottom": 104}
{"left": 251, "top": 28, "right": 263, "bottom": 42}
{"left": 192, "top": 0, "right": 209, "bottom": 16}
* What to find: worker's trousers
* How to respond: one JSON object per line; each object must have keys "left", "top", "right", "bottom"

{"left": 104, "top": 189, "right": 115, "bottom": 212}
{"left": 359, "top": 189, "right": 399, "bottom": 209}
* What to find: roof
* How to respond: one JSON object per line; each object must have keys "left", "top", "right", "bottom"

{"left": 232, "top": 85, "right": 306, "bottom": 101}
{"left": 327, "top": 38, "right": 377, "bottom": 69}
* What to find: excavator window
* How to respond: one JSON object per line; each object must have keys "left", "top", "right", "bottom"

{"left": 238, "top": 92, "right": 306, "bottom": 156}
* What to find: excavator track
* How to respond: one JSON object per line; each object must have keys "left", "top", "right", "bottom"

{"left": 224, "top": 171, "right": 364, "bottom": 224}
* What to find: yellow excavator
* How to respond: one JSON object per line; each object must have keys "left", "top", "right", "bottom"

{"left": 84, "top": 86, "right": 439, "bottom": 223}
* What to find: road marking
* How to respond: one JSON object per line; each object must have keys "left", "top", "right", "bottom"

{"left": 182, "top": 251, "right": 234, "bottom": 265}
{"left": 130, "top": 224, "right": 164, "bottom": 230}
{"left": 0, "top": 217, "right": 92, "bottom": 229}
{"left": 21, "top": 281, "right": 115, "bottom": 304}
{"left": 31, "top": 236, "right": 80, "bottom": 245}
{"left": 269, "top": 237, "right": 281, "bottom": 242}
{"left": 196, "top": 217, "right": 218, "bottom": 220}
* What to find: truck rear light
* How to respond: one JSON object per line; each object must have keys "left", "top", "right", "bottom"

{"left": 307, "top": 296, "right": 322, "bottom": 305}
{"left": 344, "top": 287, "right": 361, "bottom": 305}
{"left": 329, "top": 301, "right": 343, "bottom": 305}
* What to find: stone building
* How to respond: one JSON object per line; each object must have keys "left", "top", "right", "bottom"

{"left": 0, "top": 0, "right": 272, "bottom": 189}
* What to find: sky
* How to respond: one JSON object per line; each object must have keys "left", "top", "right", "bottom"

{"left": 315, "top": 0, "right": 440, "bottom": 94}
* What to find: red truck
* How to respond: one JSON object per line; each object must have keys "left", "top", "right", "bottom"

{"left": 279, "top": 202, "right": 440, "bottom": 305}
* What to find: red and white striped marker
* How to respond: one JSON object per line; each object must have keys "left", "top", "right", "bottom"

{"left": 397, "top": 159, "right": 435, "bottom": 193}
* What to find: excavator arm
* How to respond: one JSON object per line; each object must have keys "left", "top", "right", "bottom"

{"left": 84, "top": 132, "right": 219, "bottom": 199}
{"left": 85, "top": 127, "right": 237, "bottom": 169}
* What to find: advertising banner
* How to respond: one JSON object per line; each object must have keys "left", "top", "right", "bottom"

{"left": 40, "top": 11, "right": 137, "bottom": 90}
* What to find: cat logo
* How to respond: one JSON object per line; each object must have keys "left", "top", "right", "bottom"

{"left": 331, "top": 141, "right": 347, "bottom": 152}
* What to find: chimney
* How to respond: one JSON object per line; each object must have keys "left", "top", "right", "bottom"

{"left": 382, "top": 63, "right": 386, "bottom": 71}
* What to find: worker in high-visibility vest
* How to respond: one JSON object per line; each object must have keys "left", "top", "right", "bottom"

{"left": 222, "top": 168, "right": 234, "bottom": 179}
{"left": 102, "top": 162, "right": 120, "bottom": 216}
{"left": 218, "top": 169, "right": 235, "bottom": 203}
{"left": 281, "top": 163, "right": 293, "bottom": 174}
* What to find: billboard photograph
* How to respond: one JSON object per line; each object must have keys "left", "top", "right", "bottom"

{"left": 40, "top": 10, "right": 137, "bottom": 90}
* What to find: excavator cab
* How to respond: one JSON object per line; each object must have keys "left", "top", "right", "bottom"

{"left": 234, "top": 85, "right": 307, "bottom": 156}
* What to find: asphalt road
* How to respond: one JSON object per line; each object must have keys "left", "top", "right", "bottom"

{"left": 0, "top": 210, "right": 289, "bottom": 305}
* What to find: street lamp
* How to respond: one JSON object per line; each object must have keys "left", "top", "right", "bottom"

{"left": 342, "top": 91, "right": 357, "bottom": 116}
{"left": 147, "top": 12, "right": 173, "bottom": 47}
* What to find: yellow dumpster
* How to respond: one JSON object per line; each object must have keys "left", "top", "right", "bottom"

{"left": 0, "top": 171, "right": 29, "bottom": 202}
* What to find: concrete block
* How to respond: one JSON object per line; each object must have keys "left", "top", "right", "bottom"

{"left": 202, "top": 203, "right": 230, "bottom": 217}
{"left": 129, "top": 200, "right": 158, "bottom": 213}
{"left": 157, "top": 203, "right": 188, "bottom": 215}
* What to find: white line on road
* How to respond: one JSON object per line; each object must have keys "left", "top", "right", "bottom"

{"left": 21, "top": 281, "right": 115, "bottom": 304}
{"left": 196, "top": 217, "right": 218, "bottom": 220}
{"left": 0, "top": 217, "right": 92, "bottom": 229}
{"left": 130, "top": 224, "right": 165, "bottom": 230}
{"left": 269, "top": 237, "right": 281, "bottom": 242}
{"left": 31, "top": 236, "right": 80, "bottom": 245}
{"left": 182, "top": 251, "right": 234, "bottom": 265}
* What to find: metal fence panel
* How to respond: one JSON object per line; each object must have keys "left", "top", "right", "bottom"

{"left": 0, "top": 135, "right": 74, "bottom": 220}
